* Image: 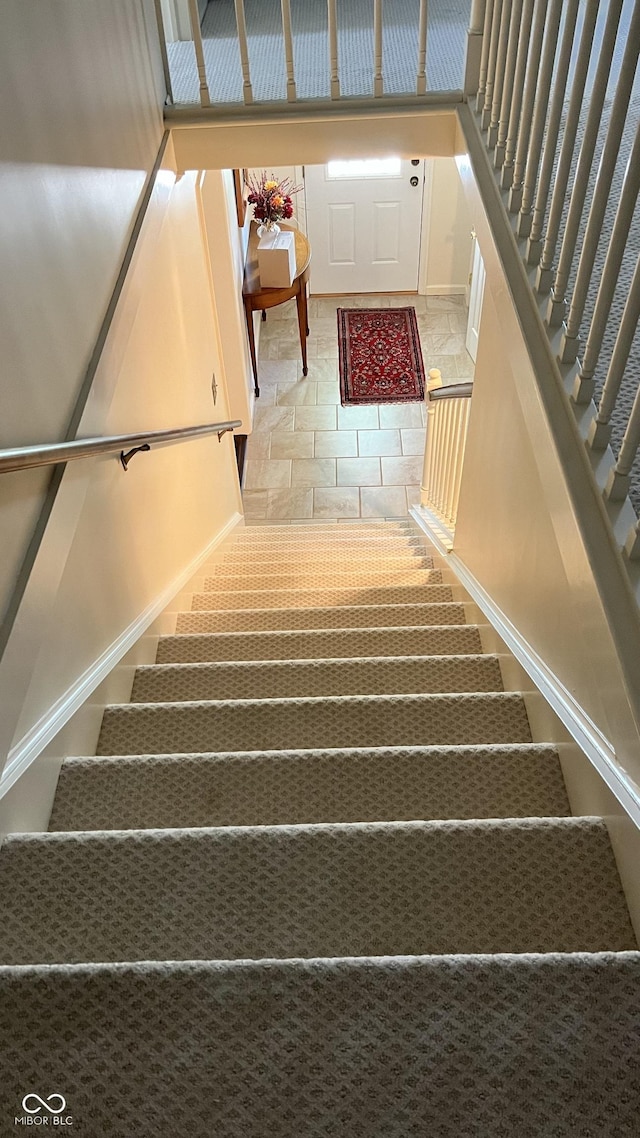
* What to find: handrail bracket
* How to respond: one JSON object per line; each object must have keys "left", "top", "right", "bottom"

{"left": 120, "top": 443, "right": 151, "bottom": 471}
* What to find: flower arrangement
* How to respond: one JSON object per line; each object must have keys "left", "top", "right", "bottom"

{"left": 246, "top": 171, "right": 300, "bottom": 233}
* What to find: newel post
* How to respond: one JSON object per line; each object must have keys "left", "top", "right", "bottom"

{"left": 465, "top": 0, "right": 487, "bottom": 95}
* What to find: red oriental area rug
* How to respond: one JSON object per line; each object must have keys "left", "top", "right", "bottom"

{"left": 337, "top": 307, "right": 426, "bottom": 406}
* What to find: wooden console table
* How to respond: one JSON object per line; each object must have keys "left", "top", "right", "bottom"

{"left": 242, "top": 221, "right": 312, "bottom": 397}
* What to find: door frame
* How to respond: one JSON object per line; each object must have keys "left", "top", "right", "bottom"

{"left": 417, "top": 159, "right": 434, "bottom": 297}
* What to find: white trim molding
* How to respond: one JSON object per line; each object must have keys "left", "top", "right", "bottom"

{"left": 410, "top": 505, "right": 640, "bottom": 829}
{"left": 0, "top": 512, "right": 243, "bottom": 801}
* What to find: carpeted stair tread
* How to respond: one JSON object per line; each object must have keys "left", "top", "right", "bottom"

{"left": 203, "top": 567, "right": 443, "bottom": 590}
{"left": 2, "top": 953, "right": 640, "bottom": 1135}
{"left": 176, "top": 601, "right": 468, "bottom": 633}
{"left": 157, "top": 624, "right": 483, "bottom": 663}
{"left": 190, "top": 584, "right": 454, "bottom": 610}
{"left": 97, "top": 692, "right": 532, "bottom": 754}
{"left": 0, "top": 819, "right": 634, "bottom": 964}
{"left": 217, "top": 543, "right": 428, "bottom": 566}
{"left": 211, "top": 551, "right": 435, "bottom": 575}
{"left": 49, "top": 744, "right": 570, "bottom": 831}
{"left": 130, "top": 655, "right": 504, "bottom": 702}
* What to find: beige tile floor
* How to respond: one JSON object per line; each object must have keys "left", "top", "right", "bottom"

{"left": 242, "top": 293, "right": 473, "bottom": 521}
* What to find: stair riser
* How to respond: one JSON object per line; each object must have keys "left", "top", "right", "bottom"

{"left": 240, "top": 521, "right": 413, "bottom": 532}
{"left": 190, "top": 585, "right": 454, "bottom": 611}
{"left": 0, "top": 821, "right": 633, "bottom": 964}
{"left": 175, "top": 603, "right": 468, "bottom": 634}
{"left": 97, "top": 694, "right": 532, "bottom": 754}
{"left": 156, "top": 626, "right": 483, "bottom": 663}
{"left": 50, "top": 746, "right": 569, "bottom": 831}
{"left": 214, "top": 550, "right": 432, "bottom": 569}
{"left": 131, "top": 656, "right": 504, "bottom": 703}
{"left": 235, "top": 522, "right": 413, "bottom": 535}
{"left": 204, "top": 568, "right": 442, "bottom": 590}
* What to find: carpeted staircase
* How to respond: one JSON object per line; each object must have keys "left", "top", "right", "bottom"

{"left": 1, "top": 519, "right": 640, "bottom": 1134}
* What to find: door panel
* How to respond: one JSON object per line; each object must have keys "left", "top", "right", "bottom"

{"left": 373, "top": 201, "right": 401, "bottom": 263}
{"left": 328, "top": 204, "right": 356, "bottom": 264}
{"left": 305, "top": 159, "right": 424, "bottom": 294}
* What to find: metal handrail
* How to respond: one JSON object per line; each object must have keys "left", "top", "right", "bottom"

{"left": 428, "top": 382, "right": 473, "bottom": 401}
{"left": 0, "top": 420, "right": 242, "bottom": 475}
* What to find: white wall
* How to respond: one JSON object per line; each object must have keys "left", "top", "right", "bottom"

{"left": 0, "top": 0, "right": 165, "bottom": 623}
{"left": 199, "top": 170, "right": 257, "bottom": 431}
{"left": 160, "top": 0, "right": 207, "bottom": 42}
{"left": 422, "top": 159, "right": 473, "bottom": 295}
{"left": 453, "top": 251, "right": 640, "bottom": 792}
{"left": 0, "top": 5, "right": 243, "bottom": 791}
{"left": 0, "top": 153, "right": 243, "bottom": 785}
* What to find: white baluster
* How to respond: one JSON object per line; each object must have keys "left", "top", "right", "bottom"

{"left": 451, "top": 402, "right": 472, "bottom": 524}
{"left": 188, "top": 0, "right": 211, "bottom": 107}
{"left": 580, "top": 121, "right": 640, "bottom": 408}
{"left": 607, "top": 369, "right": 640, "bottom": 501}
{"left": 153, "top": 0, "right": 174, "bottom": 105}
{"left": 280, "top": 0, "right": 297, "bottom": 101}
{"left": 507, "top": 0, "right": 551, "bottom": 213}
{"left": 500, "top": 0, "right": 535, "bottom": 190}
{"left": 328, "top": 0, "right": 340, "bottom": 99}
{"left": 488, "top": 0, "right": 513, "bottom": 149}
{"left": 417, "top": 0, "right": 428, "bottom": 95}
{"left": 535, "top": 0, "right": 599, "bottom": 292}
{"left": 440, "top": 403, "right": 455, "bottom": 516}
{"left": 545, "top": 0, "right": 624, "bottom": 327}
{"left": 233, "top": 0, "right": 254, "bottom": 104}
{"left": 590, "top": 255, "right": 640, "bottom": 475}
{"left": 526, "top": 0, "right": 580, "bottom": 263}
{"left": 481, "top": 0, "right": 504, "bottom": 131}
{"left": 422, "top": 369, "right": 442, "bottom": 506}
{"left": 560, "top": 0, "right": 640, "bottom": 362}
{"left": 516, "top": 0, "right": 566, "bottom": 236}
{"left": 494, "top": 0, "right": 523, "bottom": 168}
{"left": 374, "top": 0, "right": 384, "bottom": 97}
{"left": 476, "top": 0, "right": 495, "bottom": 111}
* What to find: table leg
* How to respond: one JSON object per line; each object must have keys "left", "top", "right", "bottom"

{"left": 262, "top": 310, "right": 267, "bottom": 322}
{"left": 244, "top": 302, "right": 260, "bottom": 397}
{"left": 296, "top": 285, "right": 309, "bottom": 377}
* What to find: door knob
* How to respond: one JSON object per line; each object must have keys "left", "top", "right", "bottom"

{"left": 410, "top": 176, "right": 420, "bottom": 187}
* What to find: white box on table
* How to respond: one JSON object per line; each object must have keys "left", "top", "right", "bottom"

{"left": 257, "top": 229, "right": 296, "bottom": 288}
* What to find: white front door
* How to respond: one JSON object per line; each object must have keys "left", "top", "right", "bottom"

{"left": 465, "top": 237, "right": 486, "bottom": 362}
{"left": 304, "top": 158, "right": 425, "bottom": 294}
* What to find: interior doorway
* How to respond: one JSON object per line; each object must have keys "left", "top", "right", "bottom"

{"left": 304, "top": 158, "right": 426, "bottom": 294}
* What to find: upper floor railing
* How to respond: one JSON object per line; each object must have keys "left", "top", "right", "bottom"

{"left": 155, "top": 0, "right": 472, "bottom": 109}
{"left": 471, "top": 0, "right": 640, "bottom": 564}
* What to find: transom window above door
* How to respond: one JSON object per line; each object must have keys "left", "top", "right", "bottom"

{"left": 326, "top": 158, "right": 403, "bottom": 180}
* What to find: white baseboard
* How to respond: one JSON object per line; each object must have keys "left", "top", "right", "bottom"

{"left": 410, "top": 506, "right": 640, "bottom": 829}
{"left": 423, "top": 285, "right": 467, "bottom": 296}
{"left": 0, "top": 511, "right": 243, "bottom": 800}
